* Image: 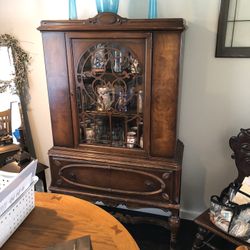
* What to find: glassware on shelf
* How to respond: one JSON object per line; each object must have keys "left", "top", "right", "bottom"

{"left": 127, "top": 131, "right": 136, "bottom": 148}
{"left": 117, "top": 91, "right": 127, "bottom": 112}
{"left": 112, "top": 126, "right": 123, "bottom": 147}
{"left": 91, "top": 44, "right": 106, "bottom": 72}
{"left": 148, "top": 0, "right": 157, "bottom": 19}
{"left": 130, "top": 57, "right": 139, "bottom": 74}
{"left": 140, "top": 135, "right": 143, "bottom": 148}
{"left": 127, "top": 85, "right": 136, "bottom": 111}
{"left": 131, "top": 126, "right": 137, "bottom": 132}
{"left": 96, "top": 0, "right": 119, "bottom": 14}
{"left": 77, "top": 42, "right": 145, "bottom": 149}
{"left": 137, "top": 90, "right": 143, "bottom": 113}
{"left": 85, "top": 127, "right": 95, "bottom": 143}
{"left": 113, "top": 50, "right": 122, "bottom": 73}
{"left": 95, "top": 119, "right": 103, "bottom": 142}
{"left": 69, "top": 0, "right": 77, "bottom": 20}
{"left": 96, "top": 84, "right": 115, "bottom": 111}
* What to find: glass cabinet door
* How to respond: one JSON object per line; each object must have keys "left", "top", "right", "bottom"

{"left": 68, "top": 35, "right": 150, "bottom": 151}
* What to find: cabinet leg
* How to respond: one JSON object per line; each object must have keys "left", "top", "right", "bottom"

{"left": 192, "top": 226, "right": 208, "bottom": 250}
{"left": 169, "top": 215, "right": 180, "bottom": 250}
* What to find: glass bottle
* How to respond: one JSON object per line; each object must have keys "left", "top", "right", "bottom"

{"left": 117, "top": 91, "right": 127, "bottom": 112}
{"left": 148, "top": 0, "right": 157, "bottom": 19}
{"left": 140, "top": 135, "right": 143, "bottom": 148}
{"left": 137, "top": 90, "right": 143, "bottom": 113}
{"left": 69, "top": 0, "right": 77, "bottom": 20}
{"left": 113, "top": 50, "right": 122, "bottom": 73}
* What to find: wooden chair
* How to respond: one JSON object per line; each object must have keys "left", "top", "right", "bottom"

{"left": 0, "top": 109, "right": 12, "bottom": 135}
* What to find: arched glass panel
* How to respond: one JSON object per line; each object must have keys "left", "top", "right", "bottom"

{"left": 76, "top": 42, "right": 144, "bottom": 149}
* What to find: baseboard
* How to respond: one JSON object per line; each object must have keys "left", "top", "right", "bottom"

{"left": 180, "top": 209, "right": 202, "bottom": 220}
{"left": 97, "top": 201, "right": 202, "bottom": 220}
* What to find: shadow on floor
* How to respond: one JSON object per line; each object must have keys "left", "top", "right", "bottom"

{"left": 123, "top": 219, "right": 237, "bottom": 250}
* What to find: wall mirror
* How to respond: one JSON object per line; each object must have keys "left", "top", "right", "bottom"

{"left": 0, "top": 34, "right": 35, "bottom": 165}
{"left": 216, "top": 0, "right": 250, "bottom": 57}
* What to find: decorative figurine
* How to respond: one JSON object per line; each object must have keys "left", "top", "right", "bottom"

{"left": 92, "top": 44, "right": 106, "bottom": 72}
{"left": 117, "top": 91, "right": 127, "bottom": 112}
{"left": 130, "top": 57, "right": 139, "bottom": 74}
{"left": 96, "top": 83, "right": 115, "bottom": 111}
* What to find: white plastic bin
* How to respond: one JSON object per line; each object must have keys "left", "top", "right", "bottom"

{"left": 0, "top": 160, "right": 38, "bottom": 247}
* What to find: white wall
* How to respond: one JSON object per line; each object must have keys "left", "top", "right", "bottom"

{"left": 1, "top": 0, "right": 250, "bottom": 219}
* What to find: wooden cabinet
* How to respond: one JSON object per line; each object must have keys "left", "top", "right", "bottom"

{"left": 39, "top": 13, "right": 185, "bottom": 249}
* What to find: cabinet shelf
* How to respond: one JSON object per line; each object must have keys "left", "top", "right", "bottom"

{"left": 83, "top": 110, "right": 143, "bottom": 118}
{"left": 77, "top": 70, "right": 140, "bottom": 79}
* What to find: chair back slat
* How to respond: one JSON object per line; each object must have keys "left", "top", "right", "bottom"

{"left": 0, "top": 109, "right": 12, "bottom": 134}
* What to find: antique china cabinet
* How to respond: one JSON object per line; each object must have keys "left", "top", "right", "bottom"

{"left": 39, "top": 13, "right": 185, "bottom": 249}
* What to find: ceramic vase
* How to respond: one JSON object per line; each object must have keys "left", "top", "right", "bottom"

{"left": 96, "top": 0, "right": 119, "bottom": 14}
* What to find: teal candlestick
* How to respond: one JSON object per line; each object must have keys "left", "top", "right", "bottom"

{"left": 69, "top": 0, "right": 77, "bottom": 20}
{"left": 148, "top": 0, "right": 157, "bottom": 19}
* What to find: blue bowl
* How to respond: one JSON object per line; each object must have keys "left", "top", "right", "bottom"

{"left": 96, "top": 0, "right": 119, "bottom": 14}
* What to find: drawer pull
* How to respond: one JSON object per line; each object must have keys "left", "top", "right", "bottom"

{"left": 162, "top": 172, "right": 170, "bottom": 180}
{"left": 69, "top": 172, "right": 77, "bottom": 181}
{"left": 162, "top": 193, "right": 169, "bottom": 200}
{"left": 54, "top": 160, "right": 62, "bottom": 167}
{"left": 56, "top": 179, "right": 63, "bottom": 186}
{"left": 144, "top": 180, "right": 156, "bottom": 190}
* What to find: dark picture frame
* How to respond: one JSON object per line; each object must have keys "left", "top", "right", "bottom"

{"left": 216, "top": 0, "right": 250, "bottom": 58}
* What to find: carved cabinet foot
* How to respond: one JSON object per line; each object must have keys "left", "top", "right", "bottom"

{"left": 169, "top": 215, "right": 180, "bottom": 250}
{"left": 192, "top": 226, "right": 208, "bottom": 250}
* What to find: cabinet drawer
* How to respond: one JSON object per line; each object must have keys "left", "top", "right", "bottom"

{"left": 50, "top": 157, "right": 176, "bottom": 202}
{"left": 51, "top": 158, "right": 109, "bottom": 191}
{"left": 109, "top": 167, "right": 173, "bottom": 199}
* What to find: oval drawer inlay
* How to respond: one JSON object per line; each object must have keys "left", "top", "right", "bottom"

{"left": 58, "top": 163, "right": 168, "bottom": 196}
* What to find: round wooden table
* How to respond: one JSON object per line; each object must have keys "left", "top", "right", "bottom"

{"left": 2, "top": 192, "right": 139, "bottom": 250}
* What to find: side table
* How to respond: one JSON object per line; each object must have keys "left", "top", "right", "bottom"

{"left": 192, "top": 209, "right": 250, "bottom": 249}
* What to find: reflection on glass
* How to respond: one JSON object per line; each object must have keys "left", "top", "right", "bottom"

{"left": 225, "top": 22, "right": 234, "bottom": 47}
{"left": 235, "top": 0, "right": 250, "bottom": 20}
{"left": 233, "top": 22, "right": 250, "bottom": 46}
{"left": 228, "top": 0, "right": 237, "bottom": 21}
{"left": 0, "top": 47, "right": 21, "bottom": 145}
{"left": 224, "top": 0, "right": 250, "bottom": 48}
{"left": 0, "top": 46, "right": 15, "bottom": 81}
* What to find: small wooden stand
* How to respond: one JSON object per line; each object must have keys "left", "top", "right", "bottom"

{"left": 192, "top": 209, "right": 250, "bottom": 249}
{"left": 193, "top": 128, "right": 250, "bottom": 249}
